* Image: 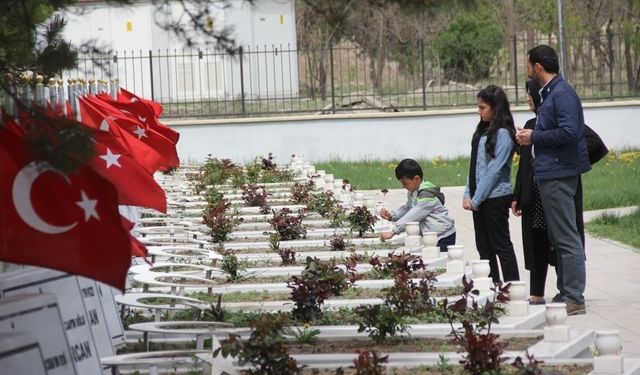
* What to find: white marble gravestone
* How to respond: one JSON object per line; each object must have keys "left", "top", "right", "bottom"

{"left": 0, "top": 268, "right": 104, "bottom": 374}
{"left": 0, "top": 294, "right": 76, "bottom": 375}
{"left": 0, "top": 332, "right": 49, "bottom": 375}
{"left": 77, "top": 277, "right": 116, "bottom": 357}
{"left": 95, "top": 282, "right": 126, "bottom": 349}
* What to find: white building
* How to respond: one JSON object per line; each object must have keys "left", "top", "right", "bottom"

{"left": 62, "top": 0, "right": 299, "bottom": 103}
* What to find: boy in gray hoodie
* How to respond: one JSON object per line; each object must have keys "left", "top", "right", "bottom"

{"left": 379, "top": 158, "right": 456, "bottom": 252}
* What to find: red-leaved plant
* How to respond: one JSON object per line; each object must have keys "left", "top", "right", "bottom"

{"left": 241, "top": 183, "right": 270, "bottom": 214}
{"left": 202, "top": 201, "right": 243, "bottom": 243}
{"left": 214, "top": 313, "right": 303, "bottom": 375}
{"left": 329, "top": 235, "right": 347, "bottom": 251}
{"left": 370, "top": 251, "right": 438, "bottom": 314}
{"left": 290, "top": 181, "right": 314, "bottom": 204}
{"left": 269, "top": 208, "right": 306, "bottom": 240}
{"left": 347, "top": 206, "right": 378, "bottom": 237}
{"left": 351, "top": 349, "right": 388, "bottom": 375}
{"left": 288, "top": 256, "right": 360, "bottom": 322}
{"left": 442, "top": 276, "right": 511, "bottom": 375}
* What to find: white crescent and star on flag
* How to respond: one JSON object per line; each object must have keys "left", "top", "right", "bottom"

{"left": 99, "top": 148, "right": 122, "bottom": 168}
{"left": 11, "top": 161, "right": 101, "bottom": 234}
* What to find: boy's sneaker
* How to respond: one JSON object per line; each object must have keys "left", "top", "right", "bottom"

{"left": 565, "top": 301, "right": 586, "bottom": 316}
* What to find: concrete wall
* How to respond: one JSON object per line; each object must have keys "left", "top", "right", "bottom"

{"left": 167, "top": 101, "right": 640, "bottom": 163}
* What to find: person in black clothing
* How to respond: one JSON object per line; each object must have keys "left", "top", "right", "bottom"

{"left": 511, "top": 80, "right": 553, "bottom": 305}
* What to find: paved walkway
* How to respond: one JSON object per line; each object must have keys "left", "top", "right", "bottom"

{"left": 365, "top": 187, "right": 640, "bottom": 356}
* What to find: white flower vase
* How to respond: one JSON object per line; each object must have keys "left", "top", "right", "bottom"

{"left": 545, "top": 303, "right": 568, "bottom": 326}
{"left": 447, "top": 246, "right": 464, "bottom": 261}
{"left": 405, "top": 222, "right": 420, "bottom": 236}
{"left": 508, "top": 281, "right": 528, "bottom": 302}
{"left": 595, "top": 330, "right": 622, "bottom": 356}
{"left": 364, "top": 198, "right": 375, "bottom": 209}
{"left": 422, "top": 232, "right": 438, "bottom": 247}
{"left": 471, "top": 260, "right": 490, "bottom": 278}
{"left": 324, "top": 174, "right": 334, "bottom": 184}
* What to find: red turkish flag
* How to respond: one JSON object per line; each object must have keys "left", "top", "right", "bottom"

{"left": 120, "top": 217, "right": 150, "bottom": 260}
{"left": 96, "top": 92, "right": 179, "bottom": 145}
{"left": 90, "top": 131, "right": 167, "bottom": 213}
{"left": 78, "top": 96, "right": 168, "bottom": 174}
{"left": 65, "top": 100, "right": 75, "bottom": 120}
{"left": 0, "top": 128, "right": 131, "bottom": 290}
{"left": 82, "top": 96, "right": 179, "bottom": 169}
{"left": 118, "top": 87, "right": 163, "bottom": 117}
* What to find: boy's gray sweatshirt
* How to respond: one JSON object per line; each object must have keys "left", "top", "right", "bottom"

{"left": 390, "top": 180, "right": 456, "bottom": 239}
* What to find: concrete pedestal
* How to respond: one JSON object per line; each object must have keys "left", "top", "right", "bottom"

{"left": 544, "top": 324, "right": 571, "bottom": 343}
{"left": 473, "top": 277, "right": 493, "bottom": 293}
{"left": 446, "top": 260, "right": 464, "bottom": 274}
{"left": 421, "top": 246, "right": 440, "bottom": 260}
{"left": 507, "top": 300, "right": 529, "bottom": 317}
{"left": 405, "top": 235, "right": 421, "bottom": 248}
{"left": 593, "top": 356, "right": 624, "bottom": 374}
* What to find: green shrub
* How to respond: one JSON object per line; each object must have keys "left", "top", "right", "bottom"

{"left": 431, "top": 11, "right": 503, "bottom": 82}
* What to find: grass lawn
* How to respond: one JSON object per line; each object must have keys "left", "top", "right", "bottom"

{"left": 316, "top": 149, "right": 640, "bottom": 211}
{"left": 586, "top": 208, "right": 640, "bottom": 250}
{"left": 317, "top": 150, "right": 639, "bottom": 248}
{"left": 315, "top": 156, "right": 469, "bottom": 191}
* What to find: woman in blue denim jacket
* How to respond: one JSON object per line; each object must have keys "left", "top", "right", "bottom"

{"left": 463, "top": 85, "right": 520, "bottom": 283}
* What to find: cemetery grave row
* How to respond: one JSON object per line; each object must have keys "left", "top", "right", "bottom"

{"left": 0, "top": 155, "right": 634, "bottom": 375}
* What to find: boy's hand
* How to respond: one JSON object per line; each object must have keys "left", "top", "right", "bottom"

{"left": 379, "top": 208, "right": 393, "bottom": 221}
{"left": 379, "top": 231, "right": 395, "bottom": 242}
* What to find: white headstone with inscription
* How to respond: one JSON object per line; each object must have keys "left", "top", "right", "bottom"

{"left": 0, "top": 294, "right": 76, "bottom": 375}
{"left": 0, "top": 333, "right": 48, "bottom": 374}
{"left": 96, "top": 282, "right": 126, "bottom": 349}
{"left": 0, "top": 268, "right": 104, "bottom": 374}
{"left": 77, "top": 277, "right": 115, "bottom": 357}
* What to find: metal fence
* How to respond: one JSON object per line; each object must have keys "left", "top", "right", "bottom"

{"left": 68, "top": 33, "right": 640, "bottom": 119}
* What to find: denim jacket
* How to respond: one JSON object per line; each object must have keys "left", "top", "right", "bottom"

{"left": 464, "top": 128, "right": 515, "bottom": 208}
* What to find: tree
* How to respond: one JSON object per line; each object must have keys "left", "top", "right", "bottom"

{"left": 431, "top": 11, "right": 503, "bottom": 82}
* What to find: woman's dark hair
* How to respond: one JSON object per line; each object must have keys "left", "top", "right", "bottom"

{"left": 474, "top": 85, "right": 516, "bottom": 158}
{"left": 525, "top": 80, "right": 542, "bottom": 112}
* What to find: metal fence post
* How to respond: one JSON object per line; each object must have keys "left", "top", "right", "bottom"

{"left": 420, "top": 39, "right": 426, "bottom": 110}
{"left": 329, "top": 41, "right": 336, "bottom": 114}
{"left": 239, "top": 46, "right": 246, "bottom": 116}
{"left": 513, "top": 35, "right": 519, "bottom": 105}
{"left": 148, "top": 50, "right": 155, "bottom": 101}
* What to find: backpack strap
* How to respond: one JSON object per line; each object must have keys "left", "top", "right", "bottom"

{"left": 417, "top": 186, "right": 445, "bottom": 205}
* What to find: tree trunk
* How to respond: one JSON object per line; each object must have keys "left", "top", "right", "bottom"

{"left": 504, "top": 0, "right": 516, "bottom": 84}
{"left": 635, "top": 61, "right": 640, "bottom": 91}
{"left": 624, "top": 33, "right": 635, "bottom": 90}
{"left": 369, "top": 53, "right": 380, "bottom": 92}
{"left": 306, "top": 53, "right": 316, "bottom": 99}
{"left": 319, "top": 62, "right": 327, "bottom": 101}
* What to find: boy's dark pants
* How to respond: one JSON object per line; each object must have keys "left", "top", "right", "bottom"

{"left": 437, "top": 232, "right": 456, "bottom": 252}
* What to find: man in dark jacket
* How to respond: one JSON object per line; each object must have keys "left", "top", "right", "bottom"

{"left": 515, "top": 45, "right": 591, "bottom": 316}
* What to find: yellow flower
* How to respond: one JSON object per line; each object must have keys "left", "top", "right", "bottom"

{"left": 303, "top": 323, "right": 311, "bottom": 329}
